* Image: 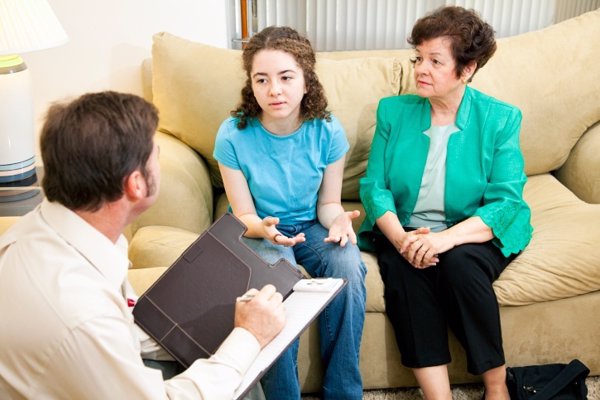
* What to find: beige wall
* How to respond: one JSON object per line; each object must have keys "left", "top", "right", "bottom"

{"left": 21, "top": 0, "right": 229, "bottom": 164}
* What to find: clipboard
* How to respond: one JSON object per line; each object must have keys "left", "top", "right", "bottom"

{"left": 234, "top": 277, "right": 347, "bottom": 399}
{"left": 133, "top": 212, "right": 304, "bottom": 367}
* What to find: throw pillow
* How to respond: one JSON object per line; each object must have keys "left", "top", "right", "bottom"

{"left": 493, "top": 174, "right": 600, "bottom": 305}
{"left": 152, "top": 32, "right": 244, "bottom": 188}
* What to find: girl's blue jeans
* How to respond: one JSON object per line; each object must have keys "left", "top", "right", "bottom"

{"left": 242, "top": 220, "right": 366, "bottom": 400}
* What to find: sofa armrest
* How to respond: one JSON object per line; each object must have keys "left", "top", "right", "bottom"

{"left": 555, "top": 122, "right": 600, "bottom": 204}
{"left": 0, "top": 217, "right": 19, "bottom": 235}
{"left": 128, "top": 131, "right": 214, "bottom": 237}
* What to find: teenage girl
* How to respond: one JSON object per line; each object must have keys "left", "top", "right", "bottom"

{"left": 213, "top": 26, "right": 366, "bottom": 400}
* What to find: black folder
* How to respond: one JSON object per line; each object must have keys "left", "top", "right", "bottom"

{"left": 133, "top": 213, "right": 303, "bottom": 367}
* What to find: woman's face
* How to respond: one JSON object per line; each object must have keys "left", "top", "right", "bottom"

{"left": 250, "top": 49, "right": 307, "bottom": 130}
{"left": 412, "top": 36, "right": 468, "bottom": 102}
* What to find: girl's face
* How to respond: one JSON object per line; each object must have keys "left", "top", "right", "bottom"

{"left": 412, "top": 36, "right": 471, "bottom": 102}
{"left": 250, "top": 49, "right": 307, "bottom": 132}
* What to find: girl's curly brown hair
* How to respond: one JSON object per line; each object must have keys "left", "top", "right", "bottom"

{"left": 231, "top": 26, "right": 330, "bottom": 129}
{"left": 408, "top": 6, "right": 497, "bottom": 82}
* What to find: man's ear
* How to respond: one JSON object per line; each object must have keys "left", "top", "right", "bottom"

{"left": 123, "top": 170, "right": 146, "bottom": 201}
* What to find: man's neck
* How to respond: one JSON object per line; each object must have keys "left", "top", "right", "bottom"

{"left": 75, "top": 201, "right": 130, "bottom": 243}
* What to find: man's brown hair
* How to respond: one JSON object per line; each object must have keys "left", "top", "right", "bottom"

{"left": 41, "top": 91, "right": 158, "bottom": 211}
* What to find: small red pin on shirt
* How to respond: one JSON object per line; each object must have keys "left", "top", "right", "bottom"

{"left": 127, "top": 298, "right": 136, "bottom": 307}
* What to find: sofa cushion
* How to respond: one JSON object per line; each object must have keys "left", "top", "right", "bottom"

{"left": 129, "top": 225, "right": 199, "bottom": 269}
{"left": 151, "top": 32, "right": 401, "bottom": 197}
{"left": 0, "top": 217, "right": 19, "bottom": 235}
{"left": 130, "top": 132, "right": 214, "bottom": 237}
{"left": 398, "top": 10, "right": 600, "bottom": 176}
{"left": 129, "top": 266, "right": 168, "bottom": 296}
{"left": 493, "top": 173, "right": 600, "bottom": 305}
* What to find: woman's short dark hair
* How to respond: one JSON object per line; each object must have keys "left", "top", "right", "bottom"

{"left": 408, "top": 6, "right": 497, "bottom": 81}
{"left": 40, "top": 91, "right": 158, "bottom": 211}
{"left": 231, "top": 26, "right": 330, "bottom": 129}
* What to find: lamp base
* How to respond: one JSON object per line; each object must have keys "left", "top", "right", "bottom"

{"left": 0, "top": 55, "right": 36, "bottom": 184}
{"left": 0, "top": 170, "right": 40, "bottom": 203}
{"left": 0, "top": 157, "right": 36, "bottom": 184}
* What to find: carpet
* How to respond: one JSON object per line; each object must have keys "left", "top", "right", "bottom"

{"left": 302, "top": 375, "right": 600, "bottom": 399}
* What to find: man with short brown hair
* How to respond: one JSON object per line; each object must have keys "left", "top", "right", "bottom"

{"left": 0, "top": 91, "right": 285, "bottom": 399}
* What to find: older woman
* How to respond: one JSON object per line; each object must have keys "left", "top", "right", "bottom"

{"left": 358, "top": 6, "right": 532, "bottom": 400}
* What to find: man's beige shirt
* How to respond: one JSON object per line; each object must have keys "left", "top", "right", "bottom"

{"left": 0, "top": 200, "right": 260, "bottom": 399}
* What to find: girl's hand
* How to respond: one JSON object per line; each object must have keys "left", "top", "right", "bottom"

{"left": 324, "top": 210, "right": 360, "bottom": 247}
{"left": 262, "top": 216, "right": 305, "bottom": 247}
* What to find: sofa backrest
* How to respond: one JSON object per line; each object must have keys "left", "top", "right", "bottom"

{"left": 467, "top": 10, "right": 600, "bottom": 176}
{"left": 149, "top": 9, "right": 600, "bottom": 202}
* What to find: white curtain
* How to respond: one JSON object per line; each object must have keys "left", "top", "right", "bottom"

{"left": 233, "top": 0, "right": 599, "bottom": 51}
{"left": 555, "top": 0, "right": 600, "bottom": 22}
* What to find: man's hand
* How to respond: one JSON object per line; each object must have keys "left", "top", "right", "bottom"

{"left": 234, "top": 284, "right": 286, "bottom": 348}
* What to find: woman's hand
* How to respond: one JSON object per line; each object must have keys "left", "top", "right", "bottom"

{"left": 394, "top": 227, "right": 430, "bottom": 254}
{"left": 403, "top": 230, "right": 455, "bottom": 268}
{"left": 402, "top": 218, "right": 493, "bottom": 268}
{"left": 324, "top": 210, "right": 361, "bottom": 247}
{"left": 393, "top": 228, "right": 439, "bottom": 268}
{"left": 261, "top": 216, "right": 305, "bottom": 247}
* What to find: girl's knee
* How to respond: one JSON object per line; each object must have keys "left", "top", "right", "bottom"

{"left": 329, "top": 248, "right": 365, "bottom": 277}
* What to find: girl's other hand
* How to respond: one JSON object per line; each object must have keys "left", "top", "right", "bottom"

{"left": 324, "top": 210, "right": 360, "bottom": 247}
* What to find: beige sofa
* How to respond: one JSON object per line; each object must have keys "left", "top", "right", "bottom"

{"left": 2, "top": 9, "right": 597, "bottom": 393}
{"left": 127, "top": 10, "right": 600, "bottom": 392}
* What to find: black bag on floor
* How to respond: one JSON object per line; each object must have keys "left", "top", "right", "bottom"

{"left": 506, "top": 359, "right": 589, "bottom": 400}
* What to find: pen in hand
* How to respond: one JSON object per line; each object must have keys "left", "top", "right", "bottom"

{"left": 237, "top": 293, "right": 255, "bottom": 302}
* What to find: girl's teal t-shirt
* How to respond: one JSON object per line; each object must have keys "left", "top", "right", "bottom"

{"left": 214, "top": 115, "right": 349, "bottom": 225}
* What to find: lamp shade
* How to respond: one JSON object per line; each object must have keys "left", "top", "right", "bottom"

{"left": 0, "top": 0, "right": 69, "bottom": 56}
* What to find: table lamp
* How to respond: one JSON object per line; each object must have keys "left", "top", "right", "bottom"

{"left": 0, "top": 0, "right": 68, "bottom": 186}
